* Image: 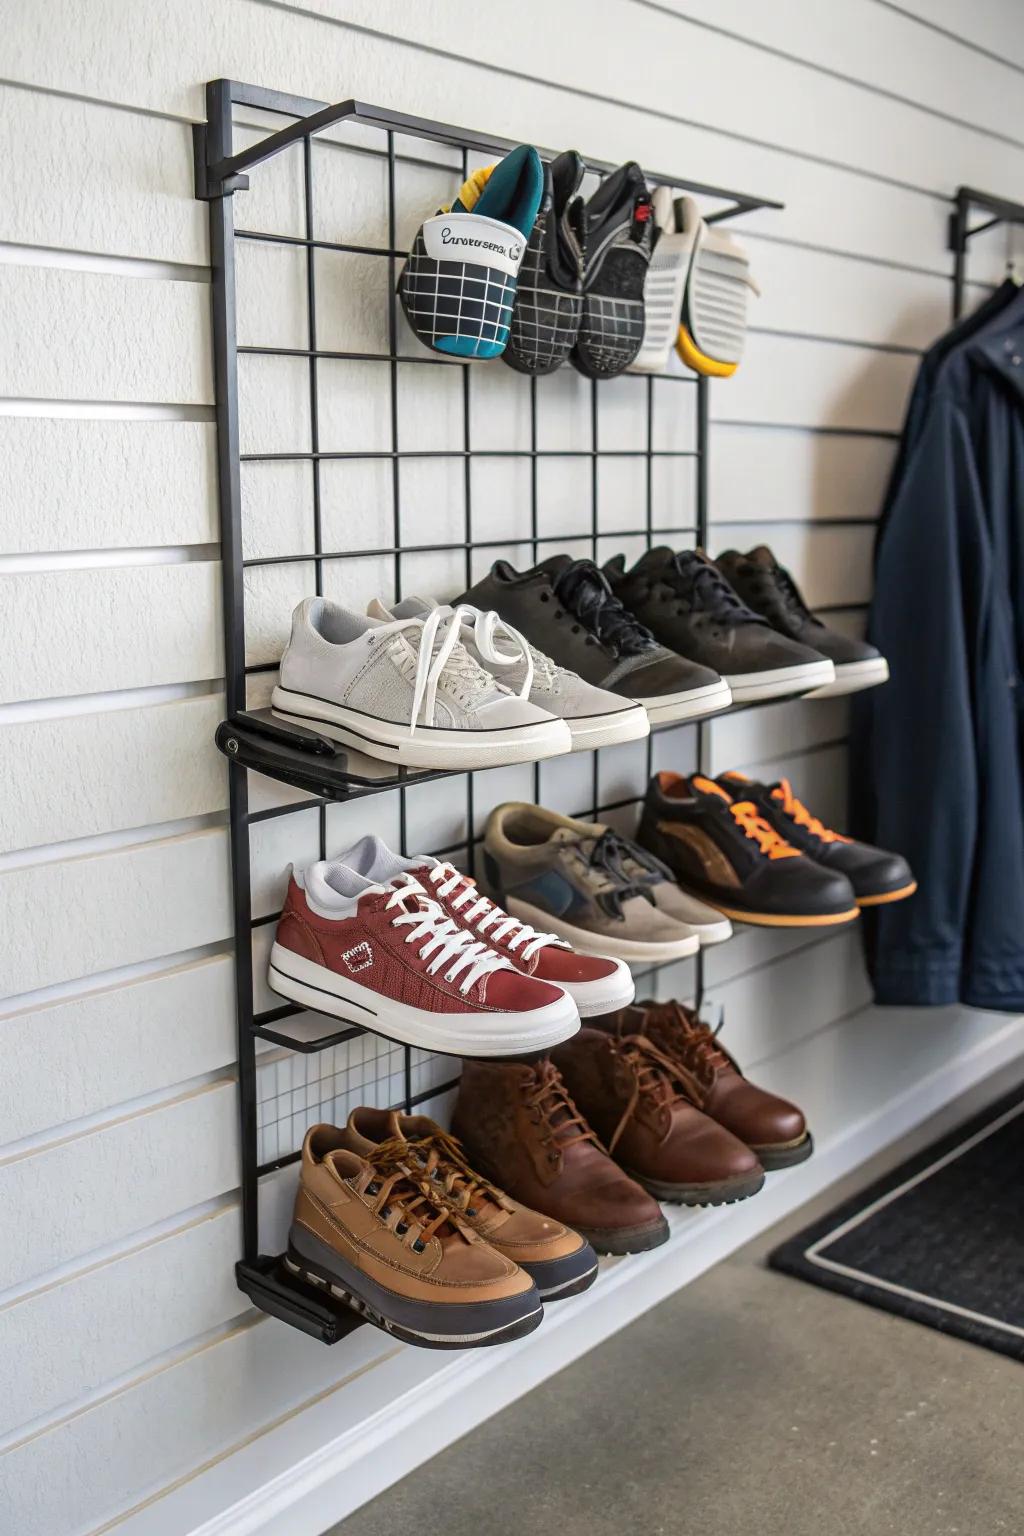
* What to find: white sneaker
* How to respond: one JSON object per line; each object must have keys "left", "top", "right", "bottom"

{"left": 272, "top": 598, "right": 572, "bottom": 770}
{"left": 367, "top": 596, "right": 650, "bottom": 752}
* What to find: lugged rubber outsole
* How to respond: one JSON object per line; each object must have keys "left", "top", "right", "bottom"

{"left": 752, "top": 1132, "right": 815, "bottom": 1171}
{"left": 284, "top": 1252, "right": 543, "bottom": 1349}
{"left": 631, "top": 1166, "right": 766, "bottom": 1206}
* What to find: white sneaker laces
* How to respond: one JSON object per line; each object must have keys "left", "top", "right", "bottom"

{"left": 373, "top": 609, "right": 503, "bottom": 734}
{"left": 383, "top": 875, "right": 513, "bottom": 994}
{"left": 426, "top": 862, "right": 568, "bottom": 962}
{"left": 450, "top": 604, "right": 547, "bottom": 696}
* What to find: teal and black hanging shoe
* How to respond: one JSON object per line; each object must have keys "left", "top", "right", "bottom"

{"left": 399, "top": 145, "right": 545, "bottom": 359}
{"left": 503, "top": 150, "right": 586, "bottom": 376}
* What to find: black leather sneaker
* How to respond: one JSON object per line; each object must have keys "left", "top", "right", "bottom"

{"left": 604, "top": 547, "right": 835, "bottom": 703}
{"left": 718, "top": 772, "right": 916, "bottom": 907}
{"left": 457, "top": 556, "right": 731, "bottom": 725}
{"left": 637, "top": 771, "right": 859, "bottom": 927}
{"left": 715, "top": 546, "right": 889, "bottom": 699}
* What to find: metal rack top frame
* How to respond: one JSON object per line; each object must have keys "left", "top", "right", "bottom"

{"left": 196, "top": 77, "right": 784, "bottom": 1342}
{"left": 949, "top": 184, "right": 1024, "bottom": 320}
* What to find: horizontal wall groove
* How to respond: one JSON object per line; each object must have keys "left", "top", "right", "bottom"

{"left": 709, "top": 419, "right": 902, "bottom": 441}
{"left": 0, "top": 240, "right": 209, "bottom": 283}
{"left": 0, "top": 398, "right": 216, "bottom": 421}
{"left": 748, "top": 325, "right": 923, "bottom": 357}
{"left": 631, "top": 0, "right": 1024, "bottom": 153}
{"left": 0, "top": 544, "right": 220, "bottom": 572}
{"left": 871, "top": 0, "right": 1024, "bottom": 77}
{"left": 0, "top": 941, "right": 230, "bottom": 1022}
{"left": 0, "top": 809, "right": 227, "bottom": 874}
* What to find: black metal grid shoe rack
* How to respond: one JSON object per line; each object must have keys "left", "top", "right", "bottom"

{"left": 194, "top": 78, "right": 783, "bottom": 1343}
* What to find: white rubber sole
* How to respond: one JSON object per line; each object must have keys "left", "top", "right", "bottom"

{"left": 565, "top": 704, "right": 651, "bottom": 752}
{"left": 505, "top": 898, "right": 700, "bottom": 964}
{"left": 271, "top": 688, "right": 572, "bottom": 770}
{"left": 805, "top": 657, "right": 890, "bottom": 698}
{"left": 268, "top": 943, "right": 580, "bottom": 1055}
{"left": 722, "top": 660, "right": 835, "bottom": 703}
{"left": 633, "top": 677, "right": 732, "bottom": 726}
{"left": 649, "top": 887, "right": 734, "bottom": 945}
{"left": 557, "top": 957, "right": 635, "bottom": 1017}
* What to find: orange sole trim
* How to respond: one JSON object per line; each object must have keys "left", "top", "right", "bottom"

{"left": 707, "top": 904, "right": 860, "bottom": 928}
{"left": 856, "top": 880, "right": 918, "bottom": 908}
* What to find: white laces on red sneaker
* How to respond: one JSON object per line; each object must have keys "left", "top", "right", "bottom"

{"left": 425, "top": 862, "right": 568, "bottom": 963}
{"left": 383, "top": 875, "right": 514, "bottom": 995}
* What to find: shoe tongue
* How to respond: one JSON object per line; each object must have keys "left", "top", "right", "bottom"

{"left": 629, "top": 545, "right": 676, "bottom": 575}
{"left": 691, "top": 774, "right": 734, "bottom": 803}
{"left": 534, "top": 552, "right": 576, "bottom": 582}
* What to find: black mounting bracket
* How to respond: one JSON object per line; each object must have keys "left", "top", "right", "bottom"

{"left": 949, "top": 185, "right": 1024, "bottom": 320}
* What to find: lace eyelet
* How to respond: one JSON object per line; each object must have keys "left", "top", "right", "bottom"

{"left": 366, "top": 1181, "right": 380, "bottom": 1196}
{"left": 547, "top": 1151, "right": 559, "bottom": 1165}
{"left": 396, "top": 1221, "right": 409, "bottom": 1235}
{"left": 571, "top": 624, "right": 581, "bottom": 634}
{"left": 540, "top": 592, "right": 550, "bottom": 602}
{"left": 412, "top": 1238, "right": 426, "bottom": 1253}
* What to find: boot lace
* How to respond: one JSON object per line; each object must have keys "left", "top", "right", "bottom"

{"left": 383, "top": 875, "right": 513, "bottom": 993}
{"left": 551, "top": 560, "right": 658, "bottom": 657}
{"left": 395, "top": 1129, "right": 503, "bottom": 1218}
{"left": 523, "top": 1059, "right": 600, "bottom": 1163}
{"left": 578, "top": 828, "right": 659, "bottom": 914}
{"left": 645, "top": 1002, "right": 731, "bottom": 1092}
{"left": 771, "top": 778, "right": 850, "bottom": 844}
{"left": 606, "top": 1032, "right": 702, "bottom": 1153}
{"left": 426, "top": 861, "right": 566, "bottom": 962}
{"left": 664, "top": 553, "right": 767, "bottom": 628}
{"left": 730, "top": 800, "right": 801, "bottom": 860}
{"left": 453, "top": 602, "right": 561, "bottom": 692}
{"left": 355, "top": 1139, "right": 461, "bottom": 1250}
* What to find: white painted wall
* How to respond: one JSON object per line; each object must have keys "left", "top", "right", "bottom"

{"left": 3, "top": 5, "right": 1024, "bottom": 1533}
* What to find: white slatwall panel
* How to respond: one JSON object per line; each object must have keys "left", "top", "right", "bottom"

{"left": 2, "top": 3, "right": 1023, "bottom": 1532}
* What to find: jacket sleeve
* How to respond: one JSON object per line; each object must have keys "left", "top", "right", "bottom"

{"left": 857, "top": 394, "right": 990, "bottom": 1004}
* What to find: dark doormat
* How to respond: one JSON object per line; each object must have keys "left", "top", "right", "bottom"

{"left": 769, "top": 1086, "right": 1024, "bottom": 1363}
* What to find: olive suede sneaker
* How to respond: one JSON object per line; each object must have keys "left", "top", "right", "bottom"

{"left": 484, "top": 803, "right": 701, "bottom": 963}
{"left": 286, "top": 1124, "right": 542, "bottom": 1348}
{"left": 340, "top": 1108, "right": 598, "bottom": 1301}
{"left": 637, "top": 772, "right": 859, "bottom": 927}
{"left": 604, "top": 547, "right": 834, "bottom": 702}
{"left": 459, "top": 557, "right": 731, "bottom": 725}
{"left": 337, "top": 833, "right": 635, "bottom": 1017}
{"left": 269, "top": 861, "right": 580, "bottom": 1055}
{"left": 715, "top": 546, "right": 889, "bottom": 698}
{"left": 272, "top": 597, "right": 570, "bottom": 771}
{"left": 719, "top": 772, "right": 917, "bottom": 908}
{"left": 368, "top": 595, "right": 650, "bottom": 752}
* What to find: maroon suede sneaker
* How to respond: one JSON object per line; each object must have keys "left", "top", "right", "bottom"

{"left": 269, "top": 862, "right": 580, "bottom": 1057}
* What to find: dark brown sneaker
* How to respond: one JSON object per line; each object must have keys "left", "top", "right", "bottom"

{"left": 609, "top": 999, "right": 813, "bottom": 1171}
{"left": 451, "top": 1057, "right": 669, "bottom": 1256}
{"left": 286, "top": 1124, "right": 542, "bottom": 1349}
{"left": 551, "top": 1022, "right": 765, "bottom": 1205}
{"left": 340, "top": 1107, "right": 598, "bottom": 1302}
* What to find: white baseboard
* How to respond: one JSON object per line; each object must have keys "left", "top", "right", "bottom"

{"left": 118, "top": 1013, "right": 1024, "bottom": 1536}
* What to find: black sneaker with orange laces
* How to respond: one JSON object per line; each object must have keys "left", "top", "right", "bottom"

{"left": 718, "top": 773, "right": 917, "bottom": 908}
{"left": 637, "top": 771, "right": 859, "bottom": 927}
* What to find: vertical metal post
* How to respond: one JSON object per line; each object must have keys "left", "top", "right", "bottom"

{"left": 951, "top": 190, "right": 968, "bottom": 322}
{"left": 205, "top": 80, "right": 260, "bottom": 1262}
{"left": 693, "top": 373, "right": 710, "bottom": 1008}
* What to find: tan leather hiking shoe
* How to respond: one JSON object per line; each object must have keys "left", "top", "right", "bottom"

{"left": 286, "top": 1124, "right": 542, "bottom": 1349}
{"left": 341, "top": 1107, "right": 598, "bottom": 1301}
{"left": 617, "top": 999, "right": 813, "bottom": 1169}
{"left": 451, "top": 1058, "right": 668, "bottom": 1256}
{"left": 552, "top": 1022, "right": 765, "bottom": 1206}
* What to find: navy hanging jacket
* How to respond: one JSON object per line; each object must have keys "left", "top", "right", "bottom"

{"left": 852, "top": 287, "right": 1024, "bottom": 1011}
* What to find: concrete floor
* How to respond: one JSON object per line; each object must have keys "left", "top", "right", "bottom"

{"left": 329, "top": 1132, "right": 1023, "bottom": 1536}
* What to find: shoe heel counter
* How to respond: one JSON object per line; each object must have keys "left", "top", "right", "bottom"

{"left": 275, "top": 909, "right": 326, "bottom": 966}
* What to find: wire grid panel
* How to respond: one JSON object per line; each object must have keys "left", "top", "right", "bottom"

{"left": 231, "top": 103, "right": 702, "bottom": 1165}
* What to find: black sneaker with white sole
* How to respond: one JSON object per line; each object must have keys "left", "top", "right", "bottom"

{"left": 715, "top": 545, "right": 889, "bottom": 699}
{"left": 604, "top": 547, "right": 834, "bottom": 703}
{"left": 570, "top": 162, "right": 654, "bottom": 380}
{"left": 458, "top": 556, "right": 731, "bottom": 725}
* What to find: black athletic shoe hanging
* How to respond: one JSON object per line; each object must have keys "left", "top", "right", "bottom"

{"left": 502, "top": 150, "right": 586, "bottom": 376}
{"left": 398, "top": 145, "right": 544, "bottom": 359}
{"left": 570, "top": 162, "right": 653, "bottom": 380}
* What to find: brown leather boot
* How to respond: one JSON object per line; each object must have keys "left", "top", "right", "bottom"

{"left": 612, "top": 999, "right": 812, "bottom": 1170}
{"left": 451, "top": 1057, "right": 669, "bottom": 1256}
{"left": 551, "top": 1022, "right": 765, "bottom": 1205}
{"left": 286, "top": 1124, "right": 542, "bottom": 1349}
{"left": 340, "top": 1107, "right": 598, "bottom": 1301}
